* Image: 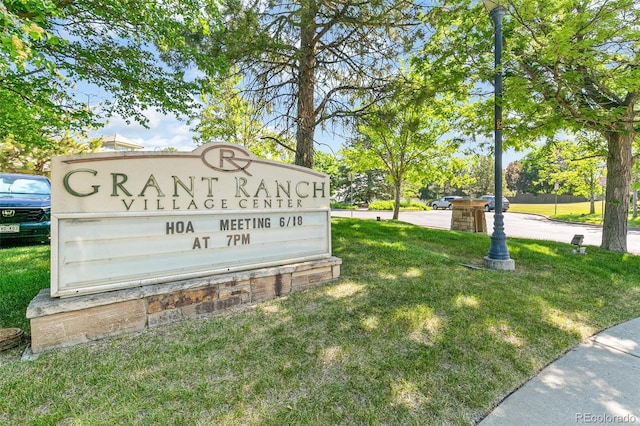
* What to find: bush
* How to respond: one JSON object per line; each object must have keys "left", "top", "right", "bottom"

{"left": 368, "top": 200, "right": 428, "bottom": 211}
{"left": 330, "top": 201, "right": 357, "bottom": 210}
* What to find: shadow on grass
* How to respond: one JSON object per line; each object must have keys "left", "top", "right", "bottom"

{"left": 1, "top": 218, "right": 639, "bottom": 424}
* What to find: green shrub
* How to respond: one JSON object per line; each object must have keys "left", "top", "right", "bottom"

{"left": 330, "top": 201, "right": 357, "bottom": 210}
{"left": 368, "top": 199, "right": 428, "bottom": 211}
{"left": 367, "top": 200, "right": 394, "bottom": 210}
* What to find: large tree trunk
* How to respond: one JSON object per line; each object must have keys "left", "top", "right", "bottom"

{"left": 295, "top": 5, "right": 317, "bottom": 169}
{"left": 601, "top": 130, "right": 634, "bottom": 252}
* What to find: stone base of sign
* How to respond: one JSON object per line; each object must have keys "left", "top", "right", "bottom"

{"left": 27, "top": 257, "right": 342, "bottom": 354}
{"left": 450, "top": 199, "right": 487, "bottom": 233}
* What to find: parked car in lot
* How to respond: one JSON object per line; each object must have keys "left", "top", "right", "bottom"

{"left": 480, "top": 195, "right": 510, "bottom": 212}
{"left": 0, "top": 173, "right": 51, "bottom": 244}
{"left": 431, "top": 196, "right": 462, "bottom": 210}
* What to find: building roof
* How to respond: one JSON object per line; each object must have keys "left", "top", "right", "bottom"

{"left": 100, "top": 134, "right": 144, "bottom": 151}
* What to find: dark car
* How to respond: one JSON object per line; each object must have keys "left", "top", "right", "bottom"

{"left": 0, "top": 173, "right": 51, "bottom": 244}
{"left": 480, "top": 195, "right": 510, "bottom": 212}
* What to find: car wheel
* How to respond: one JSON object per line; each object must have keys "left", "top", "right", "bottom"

{"left": 448, "top": 204, "right": 453, "bottom": 210}
{"left": 432, "top": 203, "right": 438, "bottom": 210}
{"left": 484, "top": 205, "right": 489, "bottom": 212}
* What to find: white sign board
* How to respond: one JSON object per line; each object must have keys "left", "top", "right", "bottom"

{"left": 50, "top": 143, "right": 332, "bottom": 297}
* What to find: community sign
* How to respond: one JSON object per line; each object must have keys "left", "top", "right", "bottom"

{"left": 50, "top": 143, "right": 332, "bottom": 297}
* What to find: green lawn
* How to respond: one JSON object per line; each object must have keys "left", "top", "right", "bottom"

{"left": 510, "top": 201, "right": 640, "bottom": 227}
{"left": 0, "top": 243, "right": 50, "bottom": 332}
{"left": 2, "top": 218, "right": 640, "bottom": 424}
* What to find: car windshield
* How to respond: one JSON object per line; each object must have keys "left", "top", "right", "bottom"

{"left": 0, "top": 177, "right": 50, "bottom": 195}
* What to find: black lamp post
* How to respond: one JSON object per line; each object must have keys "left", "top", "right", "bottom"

{"left": 483, "top": 0, "right": 514, "bottom": 270}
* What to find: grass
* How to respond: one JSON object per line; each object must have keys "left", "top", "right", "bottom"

{"left": 0, "top": 243, "right": 50, "bottom": 332}
{"left": 510, "top": 201, "right": 640, "bottom": 227}
{"left": 2, "top": 218, "right": 640, "bottom": 424}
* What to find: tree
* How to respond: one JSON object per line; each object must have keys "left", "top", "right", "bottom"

{"left": 514, "top": 134, "right": 607, "bottom": 212}
{"left": 518, "top": 143, "right": 584, "bottom": 196}
{"left": 1, "top": 0, "right": 226, "bottom": 150}
{"left": 418, "top": 156, "right": 476, "bottom": 200}
{"left": 541, "top": 135, "right": 606, "bottom": 214}
{"left": 505, "top": 161, "right": 524, "bottom": 195}
{"left": 417, "top": 1, "right": 640, "bottom": 252}
{"left": 518, "top": 149, "right": 556, "bottom": 195}
{"left": 631, "top": 160, "right": 640, "bottom": 218}
{"left": 195, "top": 74, "right": 293, "bottom": 162}
{"left": 343, "top": 79, "right": 457, "bottom": 220}
{"left": 330, "top": 167, "right": 394, "bottom": 206}
{"left": 189, "top": 0, "right": 424, "bottom": 168}
{"left": 463, "top": 154, "right": 495, "bottom": 197}
{"left": 313, "top": 151, "right": 341, "bottom": 197}
{"left": 0, "top": 133, "right": 102, "bottom": 175}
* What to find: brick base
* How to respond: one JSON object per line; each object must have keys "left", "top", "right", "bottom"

{"left": 27, "top": 257, "right": 342, "bottom": 353}
{"left": 450, "top": 199, "right": 487, "bottom": 233}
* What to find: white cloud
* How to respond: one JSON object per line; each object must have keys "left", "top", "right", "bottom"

{"left": 91, "top": 111, "right": 199, "bottom": 152}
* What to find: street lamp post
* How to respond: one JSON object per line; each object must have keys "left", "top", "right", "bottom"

{"left": 483, "top": 0, "right": 515, "bottom": 271}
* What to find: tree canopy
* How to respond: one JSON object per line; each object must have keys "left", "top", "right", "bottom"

{"left": 416, "top": 0, "right": 640, "bottom": 252}
{"left": 1, "top": 0, "right": 226, "bottom": 149}
{"left": 344, "top": 76, "right": 458, "bottom": 219}
{"left": 513, "top": 134, "right": 606, "bottom": 213}
{"left": 194, "top": 73, "right": 294, "bottom": 162}
{"left": 189, "top": 0, "right": 425, "bottom": 168}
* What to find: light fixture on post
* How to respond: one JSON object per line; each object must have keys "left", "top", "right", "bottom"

{"left": 483, "top": 0, "right": 515, "bottom": 271}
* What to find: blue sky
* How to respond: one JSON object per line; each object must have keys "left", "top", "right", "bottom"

{"left": 93, "top": 109, "right": 349, "bottom": 156}
{"left": 94, "top": 109, "right": 525, "bottom": 165}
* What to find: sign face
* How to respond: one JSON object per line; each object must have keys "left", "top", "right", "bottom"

{"left": 50, "top": 143, "right": 331, "bottom": 297}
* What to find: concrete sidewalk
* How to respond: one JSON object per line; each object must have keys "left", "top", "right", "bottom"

{"left": 479, "top": 318, "right": 640, "bottom": 425}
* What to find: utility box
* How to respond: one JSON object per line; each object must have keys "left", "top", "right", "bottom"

{"left": 450, "top": 199, "right": 487, "bottom": 233}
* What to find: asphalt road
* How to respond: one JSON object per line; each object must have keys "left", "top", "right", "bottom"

{"left": 331, "top": 209, "right": 640, "bottom": 256}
